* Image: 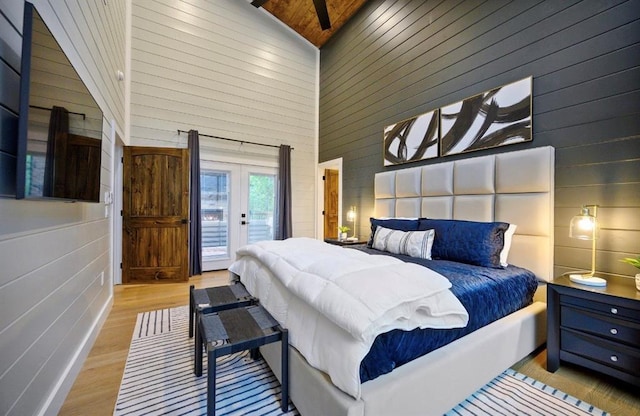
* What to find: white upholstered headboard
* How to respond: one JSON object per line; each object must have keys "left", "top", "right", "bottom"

{"left": 374, "top": 146, "right": 554, "bottom": 282}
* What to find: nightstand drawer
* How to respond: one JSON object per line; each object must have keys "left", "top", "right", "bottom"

{"left": 561, "top": 295, "right": 639, "bottom": 323}
{"left": 561, "top": 329, "right": 640, "bottom": 375}
{"left": 561, "top": 306, "right": 640, "bottom": 346}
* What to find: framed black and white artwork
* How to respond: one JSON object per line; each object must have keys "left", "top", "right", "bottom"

{"left": 440, "top": 77, "right": 532, "bottom": 156}
{"left": 383, "top": 109, "right": 439, "bottom": 166}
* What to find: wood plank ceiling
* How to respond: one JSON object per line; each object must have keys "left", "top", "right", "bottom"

{"left": 253, "top": 0, "right": 369, "bottom": 48}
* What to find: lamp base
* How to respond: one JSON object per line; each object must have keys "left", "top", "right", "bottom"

{"left": 569, "top": 274, "right": 607, "bottom": 287}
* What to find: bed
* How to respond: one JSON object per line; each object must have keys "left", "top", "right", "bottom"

{"left": 229, "top": 146, "right": 554, "bottom": 415}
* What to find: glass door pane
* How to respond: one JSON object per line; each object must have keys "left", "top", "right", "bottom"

{"left": 201, "top": 169, "right": 230, "bottom": 265}
{"left": 200, "top": 163, "right": 275, "bottom": 271}
{"left": 247, "top": 173, "right": 276, "bottom": 244}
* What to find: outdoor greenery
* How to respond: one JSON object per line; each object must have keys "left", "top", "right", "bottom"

{"left": 249, "top": 174, "right": 275, "bottom": 215}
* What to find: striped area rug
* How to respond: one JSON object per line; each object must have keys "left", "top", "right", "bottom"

{"left": 115, "top": 306, "right": 609, "bottom": 416}
{"left": 115, "top": 306, "right": 297, "bottom": 416}
{"left": 445, "top": 370, "right": 609, "bottom": 415}
{"left": 132, "top": 308, "right": 174, "bottom": 339}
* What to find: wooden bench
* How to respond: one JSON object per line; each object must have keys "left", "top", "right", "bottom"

{"left": 194, "top": 305, "right": 289, "bottom": 416}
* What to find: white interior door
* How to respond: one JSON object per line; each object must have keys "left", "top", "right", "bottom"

{"left": 201, "top": 162, "right": 276, "bottom": 271}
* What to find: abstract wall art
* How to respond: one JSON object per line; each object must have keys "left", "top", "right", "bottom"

{"left": 440, "top": 77, "right": 532, "bottom": 156}
{"left": 383, "top": 109, "right": 439, "bottom": 166}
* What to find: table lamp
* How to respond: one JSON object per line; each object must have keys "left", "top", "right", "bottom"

{"left": 568, "top": 204, "right": 606, "bottom": 286}
{"left": 346, "top": 206, "right": 357, "bottom": 240}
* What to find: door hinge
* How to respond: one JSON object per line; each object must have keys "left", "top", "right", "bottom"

{"left": 120, "top": 210, "right": 123, "bottom": 216}
{"left": 322, "top": 210, "right": 325, "bottom": 215}
{"left": 322, "top": 175, "right": 325, "bottom": 180}
{"left": 120, "top": 262, "right": 122, "bottom": 269}
{"left": 121, "top": 156, "right": 124, "bottom": 163}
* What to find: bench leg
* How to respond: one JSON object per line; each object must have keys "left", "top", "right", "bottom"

{"left": 280, "top": 329, "right": 289, "bottom": 412}
{"left": 207, "top": 351, "right": 217, "bottom": 416}
{"left": 189, "top": 285, "right": 195, "bottom": 338}
{"left": 194, "top": 316, "right": 203, "bottom": 376}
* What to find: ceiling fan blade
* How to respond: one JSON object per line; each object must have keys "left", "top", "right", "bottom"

{"left": 313, "top": 0, "right": 331, "bottom": 30}
{"left": 251, "top": 0, "right": 269, "bottom": 7}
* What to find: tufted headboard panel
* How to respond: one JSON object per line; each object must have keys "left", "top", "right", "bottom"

{"left": 374, "top": 146, "right": 554, "bottom": 282}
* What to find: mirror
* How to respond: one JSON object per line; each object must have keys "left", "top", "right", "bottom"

{"left": 17, "top": 2, "right": 103, "bottom": 202}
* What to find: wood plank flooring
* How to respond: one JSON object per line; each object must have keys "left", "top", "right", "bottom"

{"left": 60, "top": 272, "right": 640, "bottom": 415}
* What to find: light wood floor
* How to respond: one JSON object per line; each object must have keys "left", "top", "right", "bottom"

{"left": 60, "top": 272, "right": 640, "bottom": 416}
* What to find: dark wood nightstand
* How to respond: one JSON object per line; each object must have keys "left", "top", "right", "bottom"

{"left": 547, "top": 275, "right": 640, "bottom": 386}
{"left": 324, "top": 238, "right": 367, "bottom": 246}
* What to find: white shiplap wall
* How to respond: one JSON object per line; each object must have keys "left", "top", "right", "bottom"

{"left": 129, "top": 0, "right": 319, "bottom": 237}
{"left": 0, "top": 0, "right": 125, "bottom": 415}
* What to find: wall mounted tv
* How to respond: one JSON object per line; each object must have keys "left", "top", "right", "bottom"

{"left": 16, "top": 1, "right": 103, "bottom": 202}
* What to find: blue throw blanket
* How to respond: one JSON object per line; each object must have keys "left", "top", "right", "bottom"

{"left": 353, "top": 247, "right": 538, "bottom": 382}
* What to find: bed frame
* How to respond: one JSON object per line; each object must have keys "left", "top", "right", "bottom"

{"left": 254, "top": 146, "right": 555, "bottom": 416}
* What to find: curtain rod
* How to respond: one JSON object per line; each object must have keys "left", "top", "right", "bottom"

{"left": 29, "top": 105, "right": 86, "bottom": 120}
{"left": 177, "top": 129, "right": 292, "bottom": 150}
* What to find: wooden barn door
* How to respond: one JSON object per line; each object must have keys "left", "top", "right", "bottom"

{"left": 323, "top": 169, "right": 339, "bottom": 239}
{"left": 122, "top": 146, "right": 189, "bottom": 283}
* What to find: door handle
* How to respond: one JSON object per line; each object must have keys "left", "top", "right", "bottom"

{"left": 181, "top": 219, "right": 188, "bottom": 224}
{"left": 241, "top": 220, "right": 249, "bottom": 225}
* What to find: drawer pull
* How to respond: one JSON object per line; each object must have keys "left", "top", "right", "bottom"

{"left": 610, "top": 328, "right": 618, "bottom": 335}
{"left": 610, "top": 307, "right": 618, "bottom": 314}
{"left": 610, "top": 355, "right": 618, "bottom": 362}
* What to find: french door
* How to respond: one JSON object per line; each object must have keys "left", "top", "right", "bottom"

{"left": 200, "top": 162, "right": 277, "bottom": 271}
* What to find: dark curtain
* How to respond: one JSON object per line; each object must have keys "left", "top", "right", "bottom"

{"left": 43, "top": 106, "right": 69, "bottom": 197}
{"left": 275, "top": 145, "right": 292, "bottom": 240}
{"left": 188, "top": 130, "right": 202, "bottom": 276}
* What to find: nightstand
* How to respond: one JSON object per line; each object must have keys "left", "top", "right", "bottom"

{"left": 547, "top": 275, "right": 640, "bottom": 386}
{"left": 324, "top": 238, "right": 367, "bottom": 246}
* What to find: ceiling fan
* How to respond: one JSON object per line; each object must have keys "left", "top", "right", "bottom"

{"left": 251, "top": 0, "right": 331, "bottom": 30}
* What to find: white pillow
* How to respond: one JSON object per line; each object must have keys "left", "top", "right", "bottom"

{"left": 500, "top": 224, "right": 517, "bottom": 267}
{"left": 372, "top": 226, "right": 435, "bottom": 260}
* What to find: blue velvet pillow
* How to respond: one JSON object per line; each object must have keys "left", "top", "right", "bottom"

{"left": 418, "top": 219, "right": 509, "bottom": 268}
{"left": 368, "top": 218, "right": 421, "bottom": 247}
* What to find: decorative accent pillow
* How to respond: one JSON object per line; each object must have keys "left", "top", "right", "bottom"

{"left": 372, "top": 226, "right": 435, "bottom": 260}
{"left": 368, "top": 217, "right": 421, "bottom": 247}
{"left": 418, "top": 219, "right": 510, "bottom": 268}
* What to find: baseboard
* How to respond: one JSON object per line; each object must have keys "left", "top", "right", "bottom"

{"left": 39, "top": 295, "right": 114, "bottom": 416}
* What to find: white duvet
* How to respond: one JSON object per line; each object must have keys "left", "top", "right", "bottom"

{"left": 228, "top": 237, "right": 468, "bottom": 399}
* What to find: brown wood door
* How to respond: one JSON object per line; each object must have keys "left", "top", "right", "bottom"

{"left": 122, "top": 146, "right": 189, "bottom": 283}
{"left": 323, "top": 169, "right": 339, "bottom": 239}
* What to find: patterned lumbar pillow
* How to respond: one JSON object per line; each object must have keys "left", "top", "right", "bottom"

{"left": 372, "top": 226, "right": 435, "bottom": 260}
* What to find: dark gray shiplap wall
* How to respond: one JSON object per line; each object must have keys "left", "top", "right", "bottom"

{"left": 319, "top": 0, "right": 640, "bottom": 278}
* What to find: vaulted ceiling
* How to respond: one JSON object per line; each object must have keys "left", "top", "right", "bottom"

{"left": 251, "top": 0, "right": 369, "bottom": 48}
